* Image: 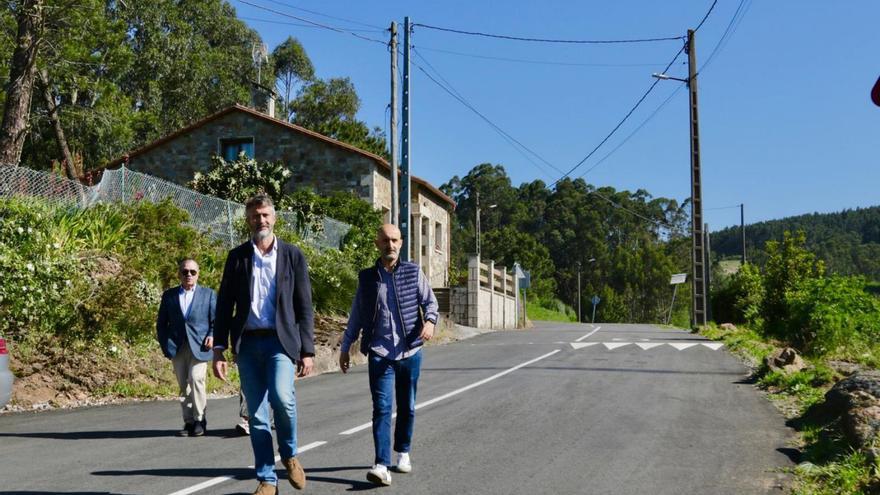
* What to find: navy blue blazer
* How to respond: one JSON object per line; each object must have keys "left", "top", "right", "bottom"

{"left": 215, "top": 238, "right": 315, "bottom": 360}
{"left": 156, "top": 285, "right": 217, "bottom": 362}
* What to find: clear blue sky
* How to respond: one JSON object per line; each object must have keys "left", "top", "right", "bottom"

{"left": 231, "top": 0, "right": 879, "bottom": 230}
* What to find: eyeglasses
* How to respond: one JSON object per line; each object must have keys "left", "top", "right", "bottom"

{"left": 179, "top": 269, "right": 198, "bottom": 276}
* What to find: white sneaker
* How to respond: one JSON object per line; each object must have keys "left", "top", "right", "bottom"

{"left": 395, "top": 452, "right": 412, "bottom": 473}
{"left": 235, "top": 418, "right": 250, "bottom": 436}
{"left": 366, "top": 464, "right": 392, "bottom": 486}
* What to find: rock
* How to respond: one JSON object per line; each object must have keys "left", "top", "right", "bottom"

{"left": 828, "top": 360, "right": 861, "bottom": 377}
{"left": 764, "top": 347, "right": 806, "bottom": 374}
{"left": 823, "top": 371, "right": 880, "bottom": 457}
{"left": 720, "top": 323, "right": 738, "bottom": 331}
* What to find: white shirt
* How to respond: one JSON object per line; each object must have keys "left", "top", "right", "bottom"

{"left": 245, "top": 237, "right": 278, "bottom": 330}
{"left": 179, "top": 285, "right": 196, "bottom": 319}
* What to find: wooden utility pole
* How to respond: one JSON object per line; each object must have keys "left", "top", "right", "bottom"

{"left": 389, "top": 22, "right": 399, "bottom": 226}
{"left": 400, "top": 16, "right": 412, "bottom": 260}
{"left": 687, "top": 29, "right": 708, "bottom": 327}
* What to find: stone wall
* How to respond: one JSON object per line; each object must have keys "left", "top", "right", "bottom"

{"left": 127, "top": 110, "right": 377, "bottom": 202}
{"left": 126, "top": 108, "right": 453, "bottom": 287}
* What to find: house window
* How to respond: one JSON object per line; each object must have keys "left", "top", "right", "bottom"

{"left": 434, "top": 221, "right": 443, "bottom": 251}
{"left": 219, "top": 137, "right": 254, "bottom": 161}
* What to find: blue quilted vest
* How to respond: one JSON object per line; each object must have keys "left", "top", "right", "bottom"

{"left": 357, "top": 260, "right": 424, "bottom": 355}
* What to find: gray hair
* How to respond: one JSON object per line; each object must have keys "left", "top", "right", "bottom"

{"left": 245, "top": 193, "right": 275, "bottom": 214}
{"left": 178, "top": 257, "right": 198, "bottom": 269}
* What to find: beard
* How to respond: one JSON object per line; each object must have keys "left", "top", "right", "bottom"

{"left": 253, "top": 228, "right": 273, "bottom": 241}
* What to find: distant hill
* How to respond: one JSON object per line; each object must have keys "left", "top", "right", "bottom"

{"left": 711, "top": 206, "right": 880, "bottom": 280}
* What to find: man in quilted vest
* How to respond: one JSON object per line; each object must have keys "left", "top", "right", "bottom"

{"left": 339, "top": 223, "right": 439, "bottom": 486}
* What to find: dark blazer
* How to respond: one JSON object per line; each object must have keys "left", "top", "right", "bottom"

{"left": 156, "top": 285, "right": 217, "bottom": 362}
{"left": 215, "top": 238, "right": 315, "bottom": 360}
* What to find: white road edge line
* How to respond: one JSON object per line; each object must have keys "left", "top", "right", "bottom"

{"left": 575, "top": 326, "right": 601, "bottom": 342}
{"left": 340, "top": 349, "right": 562, "bottom": 436}
{"left": 167, "top": 441, "right": 327, "bottom": 495}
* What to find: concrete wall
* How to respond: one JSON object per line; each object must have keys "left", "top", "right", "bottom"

{"left": 455, "top": 255, "right": 519, "bottom": 329}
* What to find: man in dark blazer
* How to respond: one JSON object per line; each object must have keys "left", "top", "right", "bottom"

{"left": 213, "top": 193, "right": 314, "bottom": 495}
{"left": 156, "top": 258, "right": 216, "bottom": 437}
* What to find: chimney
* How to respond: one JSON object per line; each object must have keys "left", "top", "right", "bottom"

{"left": 250, "top": 83, "right": 276, "bottom": 119}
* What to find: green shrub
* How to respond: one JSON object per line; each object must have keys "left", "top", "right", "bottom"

{"left": 787, "top": 276, "right": 880, "bottom": 356}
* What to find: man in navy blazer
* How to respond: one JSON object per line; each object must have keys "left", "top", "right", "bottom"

{"left": 156, "top": 258, "right": 217, "bottom": 437}
{"left": 213, "top": 193, "right": 314, "bottom": 495}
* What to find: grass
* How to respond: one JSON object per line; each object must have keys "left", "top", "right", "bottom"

{"left": 525, "top": 300, "right": 577, "bottom": 323}
{"left": 698, "top": 322, "right": 878, "bottom": 494}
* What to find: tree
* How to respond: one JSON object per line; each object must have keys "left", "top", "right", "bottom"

{"left": 762, "top": 230, "right": 825, "bottom": 332}
{"left": 271, "top": 36, "right": 314, "bottom": 121}
{"left": 0, "top": 0, "right": 43, "bottom": 166}
{"left": 289, "top": 77, "right": 388, "bottom": 158}
{"left": 189, "top": 152, "right": 291, "bottom": 205}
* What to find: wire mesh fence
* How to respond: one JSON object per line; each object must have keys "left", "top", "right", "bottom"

{"left": 0, "top": 165, "right": 350, "bottom": 249}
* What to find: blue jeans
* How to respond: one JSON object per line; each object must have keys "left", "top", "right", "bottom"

{"left": 237, "top": 334, "right": 298, "bottom": 485}
{"left": 368, "top": 350, "right": 422, "bottom": 466}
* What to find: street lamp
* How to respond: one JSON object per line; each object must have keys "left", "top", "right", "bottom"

{"left": 475, "top": 191, "right": 496, "bottom": 258}
{"left": 577, "top": 258, "right": 596, "bottom": 323}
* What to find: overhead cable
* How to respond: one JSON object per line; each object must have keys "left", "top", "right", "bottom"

{"left": 415, "top": 45, "right": 669, "bottom": 68}
{"left": 413, "top": 23, "right": 685, "bottom": 44}
{"left": 412, "top": 48, "right": 566, "bottom": 177}
{"left": 234, "top": 0, "right": 387, "bottom": 46}
{"left": 259, "top": 0, "right": 385, "bottom": 30}
{"left": 550, "top": 42, "right": 687, "bottom": 188}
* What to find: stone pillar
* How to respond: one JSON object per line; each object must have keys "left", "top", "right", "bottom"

{"left": 502, "top": 267, "right": 508, "bottom": 328}
{"left": 467, "top": 254, "right": 480, "bottom": 328}
{"left": 488, "top": 259, "right": 495, "bottom": 329}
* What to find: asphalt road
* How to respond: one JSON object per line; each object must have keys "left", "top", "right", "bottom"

{"left": 0, "top": 322, "right": 794, "bottom": 494}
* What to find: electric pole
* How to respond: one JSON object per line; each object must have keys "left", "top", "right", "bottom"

{"left": 389, "top": 22, "right": 399, "bottom": 226}
{"left": 740, "top": 203, "right": 746, "bottom": 265}
{"left": 577, "top": 261, "right": 582, "bottom": 323}
{"left": 704, "top": 222, "right": 712, "bottom": 323}
{"left": 687, "top": 29, "right": 707, "bottom": 328}
{"left": 475, "top": 191, "right": 481, "bottom": 257}
{"left": 400, "top": 17, "right": 412, "bottom": 260}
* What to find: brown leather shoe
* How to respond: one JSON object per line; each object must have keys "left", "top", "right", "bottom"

{"left": 252, "top": 481, "right": 277, "bottom": 495}
{"left": 282, "top": 457, "right": 307, "bottom": 490}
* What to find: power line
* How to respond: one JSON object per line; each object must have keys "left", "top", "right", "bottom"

{"left": 704, "top": 204, "right": 741, "bottom": 211}
{"left": 413, "top": 22, "right": 685, "bottom": 44}
{"left": 698, "top": 0, "right": 751, "bottom": 73}
{"left": 694, "top": 0, "right": 719, "bottom": 32}
{"left": 239, "top": 16, "right": 385, "bottom": 33}
{"left": 414, "top": 45, "right": 670, "bottom": 68}
{"left": 234, "top": 0, "right": 387, "bottom": 46}
{"left": 411, "top": 48, "right": 566, "bottom": 178}
{"left": 576, "top": 84, "right": 686, "bottom": 180}
{"left": 589, "top": 189, "right": 675, "bottom": 229}
{"left": 258, "top": 0, "right": 385, "bottom": 30}
{"left": 550, "top": 42, "right": 686, "bottom": 188}
{"left": 550, "top": 0, "right": 719, "bottom": 187}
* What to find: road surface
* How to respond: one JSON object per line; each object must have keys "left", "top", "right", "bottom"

{"left": 0, "top": 322, "right": 794, "bottom": 494}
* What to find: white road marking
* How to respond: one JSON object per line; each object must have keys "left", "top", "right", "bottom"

{"left": 340, "top": 350, "right": 562, "bottom": 436}
{"left": 604, "top": 342, "right": 631, "bottom": 350}
{"left": 636, "top": 343, "right": 664, "bottom": 350}
{"left": 575, "top": 326, "right": 601, "bottom": 342}
{"left": 167, "top": 441, "right": 327, "bottom": 495}
{"left": 702, "top": 343, "right": 724, "bottom": 350}
{"left": 669, "top": 343, "right": 699, "bottom": 350}
{"left": 570, "top": 342, "right": 600, "bottom": 350}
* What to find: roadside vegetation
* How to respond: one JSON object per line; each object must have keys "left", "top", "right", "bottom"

{"left": 0, "top": 158, "right": 381, "bottom": 408}
{"left": 705, "top": 230, "right": 880, "bottom": 494}
{"left": 525, "top": 298, "right": 577, "bottom": 323}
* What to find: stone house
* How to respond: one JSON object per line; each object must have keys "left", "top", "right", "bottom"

{"left": 104, "top": 104, "right": 455, "bottom": 287}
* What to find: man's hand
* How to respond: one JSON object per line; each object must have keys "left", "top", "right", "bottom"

{"left": 297, "top": 356, "right": 314, "bottom": 378}
{"left": 420, "top": 321, "right": 435, "bottom": 341}
{"left": 213, "top": 349, "right": 228, "bottom": 381}
{"left": 339, "top": 351, "right": 351, "bottom": 374}
{"left": 203, "top": 336, "right": 214, "bottom": 350}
